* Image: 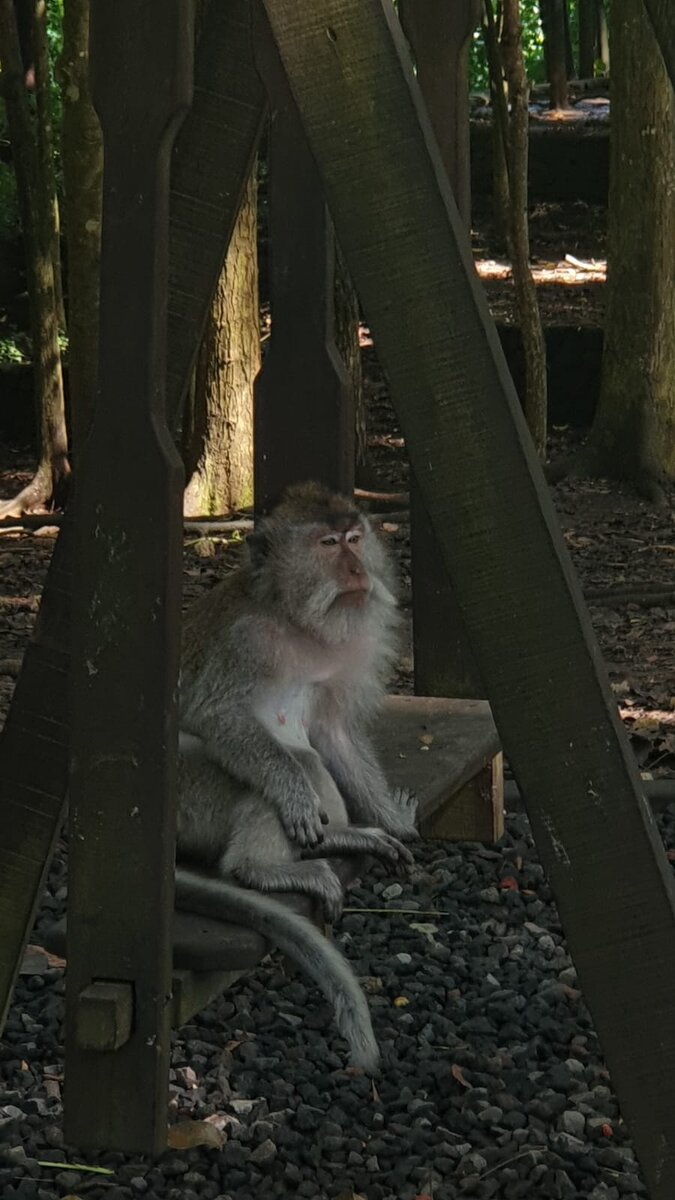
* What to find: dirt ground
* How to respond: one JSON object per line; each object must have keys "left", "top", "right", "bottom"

{"left": 1, "top": 200, "right": 674, "bottom": 782}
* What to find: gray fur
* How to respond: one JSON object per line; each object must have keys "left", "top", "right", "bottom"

{"left": 175, "top": 483, "right": 419, "bottom": 1069}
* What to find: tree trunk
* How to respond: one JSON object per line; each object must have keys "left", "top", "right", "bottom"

{"left": 183, "top": 166, "right": 258, "bottom": 516}
{"left": 334, "top": 242, "right": 365, "bottom": 468}
{"left": 500, "top": 0, "right": 547, "bottom": 457}
{"left": 597, "top": 0, "right": 609, "bottom": 73}
{"left": 34, "top": 0, "right": 64, "bottom": 330}
{"left": 539, "top": 0, "right": 569, "bottom": 108}
{"left": 582, "top": 0, "right": 675, "bottom": 493}
{"left": 0, "top": 0, "right": 69, "bottom": 517}
{"left": 60, "top": 0, "right": 103, "bottom": 452}
{"left": 578, "top": 0, "right": 598, "bottom": 78}
{"left": 482, "top": 0, "right": 511, "bottom": 250}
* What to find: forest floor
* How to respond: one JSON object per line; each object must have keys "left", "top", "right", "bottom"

{"left": 1, "top": 199, "right": 675, "bottom": 1200}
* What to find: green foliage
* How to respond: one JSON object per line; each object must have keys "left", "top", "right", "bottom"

{"left": 0, "top": 332, "right": 29, "bottom": 365}
{"left": 470, "top": 0, "right": 547, "bottom": 90}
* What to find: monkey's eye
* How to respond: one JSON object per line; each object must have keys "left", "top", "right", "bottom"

{"left": 319, "top": 534, "right": 341, "bottom": 547}
{"left": 346, "top": 530, "right": 362, "bottom": 545}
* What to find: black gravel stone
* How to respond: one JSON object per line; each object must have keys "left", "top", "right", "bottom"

{"left": 4, "top": 809, "right": 673, "bottom": 1200}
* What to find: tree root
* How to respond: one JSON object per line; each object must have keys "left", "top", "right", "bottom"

{"left": 0, "top": 458, "right": 71, "bottom": 520}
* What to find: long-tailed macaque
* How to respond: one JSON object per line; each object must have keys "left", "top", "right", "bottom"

{"left": 175, "top": 482, "right": 418, "bottom": 1072}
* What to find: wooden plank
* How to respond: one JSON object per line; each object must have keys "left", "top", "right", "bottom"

{"left": 644, "top": 0, "right": 675, "bottom": 92}
{"left": 424, "top": 753, "right": 503, "bottom": 842}
{"left": 258, "top": 5, "right": 675, "bottom": 1195}
{"left": 253, "top": 2, "right": 353, "bottom": 512}
{"left": 400, "top": 1, "right": 484, "bottom": 702}
{"left": 374, "top": 695, "right": 501, "bottom": 834}
{"left": 64, "top": 0, "right": 192, "bottom": 1155}
{"left": 0, "top": 518, "right": 71, "bottom": 1034}
{"left": 167, "top": 0, "right": 267, "bottom": 432}
{"left": 398, "top": 0, "right": 480, "bottom": 225}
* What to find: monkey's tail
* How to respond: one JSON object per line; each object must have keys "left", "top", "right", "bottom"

{"left": 174, "top": 867, "right": 380, "bottom": 1074}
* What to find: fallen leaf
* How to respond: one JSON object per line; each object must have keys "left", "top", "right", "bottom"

{"left": 601, "top": 1123, "right": 613, "bottom": 1138}
{"left": 167, "top": 1120, "right": 225, "bottom": 1151}
{"left": 381, "top": 522, "right": 399, "bottom": 533}
{"left": 451, "top": 1063, "right": 471, "bottom": 1088}
{"left": 393, "top": 995, "right": 409, "bottom": 1007}
{"left": 419, "top": 733, "right": 434, "bottom": 746}
{"left": 410, "top": 922, "right": 439, "bottom": 943}
{"left": 372, "top": 1079, "right": 381, "bottom": 1104}
{"left": 498, "top": 877, "right": 519, "bottom": 891}
{"left": 515, "top": 856, "right": 523, "bottom": 871}
{"left": 335, "top": 1193, "right": 367, "bottom": 1200}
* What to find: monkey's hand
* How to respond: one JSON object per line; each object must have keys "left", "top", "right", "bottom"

{"left": 279, "top": 788, "right": 329, "bottom": 849}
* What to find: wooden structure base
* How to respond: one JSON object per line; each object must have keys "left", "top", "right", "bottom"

{"left": 43, "top": 694, "right": 502, "bottom": 1027}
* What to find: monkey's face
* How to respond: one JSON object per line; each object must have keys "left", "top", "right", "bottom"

{"left": 316, "top": 524, "right": 370, "bottom": 610}
{"left": 249, "top": 483, "right": 398, "bottom": 644}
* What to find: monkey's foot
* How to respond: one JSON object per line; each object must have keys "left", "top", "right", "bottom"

{"left": 302, "top": 827, "right": 414, "bottom": 870}
{"left": 231, "top": 857, "right": 345, "bottom": 923}
{"left": 386, "top": 787, "right": 420, "bottom": 840}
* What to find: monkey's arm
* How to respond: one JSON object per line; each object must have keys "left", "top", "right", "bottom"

{"left": 180, "top": 618, "right": 327, "bottom": 848}
{"left": 312, "top": 724, "right": 419, "bottom": 840}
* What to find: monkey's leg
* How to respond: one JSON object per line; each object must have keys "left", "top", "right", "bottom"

{"left": 313, "top": 726, "right": 419, "bottom": 839}
{"left": 224, "top": 857, "right": 346, "bottom": 923}
{"left": 300, "top": 827, "right": 413, "bottom": 869}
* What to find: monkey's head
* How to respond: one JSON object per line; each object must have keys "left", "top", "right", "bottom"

{"left": 248, "top": 482, "right": 398, "bottom": 642}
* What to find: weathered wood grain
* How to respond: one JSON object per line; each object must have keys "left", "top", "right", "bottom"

{"left": 64, "top": 0, "right": 192, "bottom": 1154}
{"left": 260, "top": 2, "right": 675, "bottom": 1193}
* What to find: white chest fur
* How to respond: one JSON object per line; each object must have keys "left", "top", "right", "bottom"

{"left": 253, "top": 682, "right": 314, "bottom": 750}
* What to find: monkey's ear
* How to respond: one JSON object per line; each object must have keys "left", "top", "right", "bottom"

{"left": 247, "top": 529, "right": 270, "bottom": 569}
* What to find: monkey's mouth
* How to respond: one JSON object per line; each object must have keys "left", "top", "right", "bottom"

{"left": 333, "top": 590, "right": 368, "bottom": 608}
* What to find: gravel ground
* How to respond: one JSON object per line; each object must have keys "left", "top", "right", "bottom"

{"left": 3, "top": 805, "right": 674, "bottom": 1200}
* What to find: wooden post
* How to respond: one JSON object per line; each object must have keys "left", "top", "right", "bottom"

{"left": 64, "top": 0, "right": 192, "bottom": 1154}
{"left": 259, "top": 3, "right": 675, "bottom": 1194}
{"left": 0, "top": 0, "right": 265, "bottom": 1037}
{"left": 399, "top": 0, "right": 488, "bottom": 720}
{"left": 253, "top": 2, "right": 353, "bottom": 514}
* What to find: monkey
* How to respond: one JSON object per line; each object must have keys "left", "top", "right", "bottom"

{"left": 174, "top": 482, "right": 419, "bottom": 1071}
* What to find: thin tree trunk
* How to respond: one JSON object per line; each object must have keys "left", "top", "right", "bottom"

{"left": 33, "top": 0, "right": 64, "bottom": 330}
{"left": 0, "top": 0, "right": 69, "bottom": 517}
{"left": 539, "top": 0, "right": 569, "bottom": 108}
{"left": 183, "top": 166, "right": 258, "bottom": 516}
{"left": 597, "top": 0, "right": 609, "bottom": 73}
{"left": 483, "top": 0, "right": 511, "bottom": 250}
{"left": 60, "top": 0, "right": 103, "bottom": 451}
{"left": 581, "top": 0, "right": 675, "bottom": 496}
{"left": 500, "top": 0, "right": 547, "bottom": 457}
{"left": 578, "top": 0, "right": 597, "bottom": 78}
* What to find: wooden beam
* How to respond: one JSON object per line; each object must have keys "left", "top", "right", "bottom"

{"left": 0, "top": 519, "right": 71, "bottom": 1033}
{"left": 167, "top": 0, "right": 267, "bottom": 432}
{"left": 643, "top": 0, "right": 675, "bottom": 92}
{"left": 64, "top": 0, "right": 192, "bottom": 1155}
{"left": 399, "top": 0, "right": 485, "bottom": 703}
{"left": 253, "top": 2, "right": 353, "bottom": 512}
{"left": 259, "top": 3, "right": 675, "bottom": 1195}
